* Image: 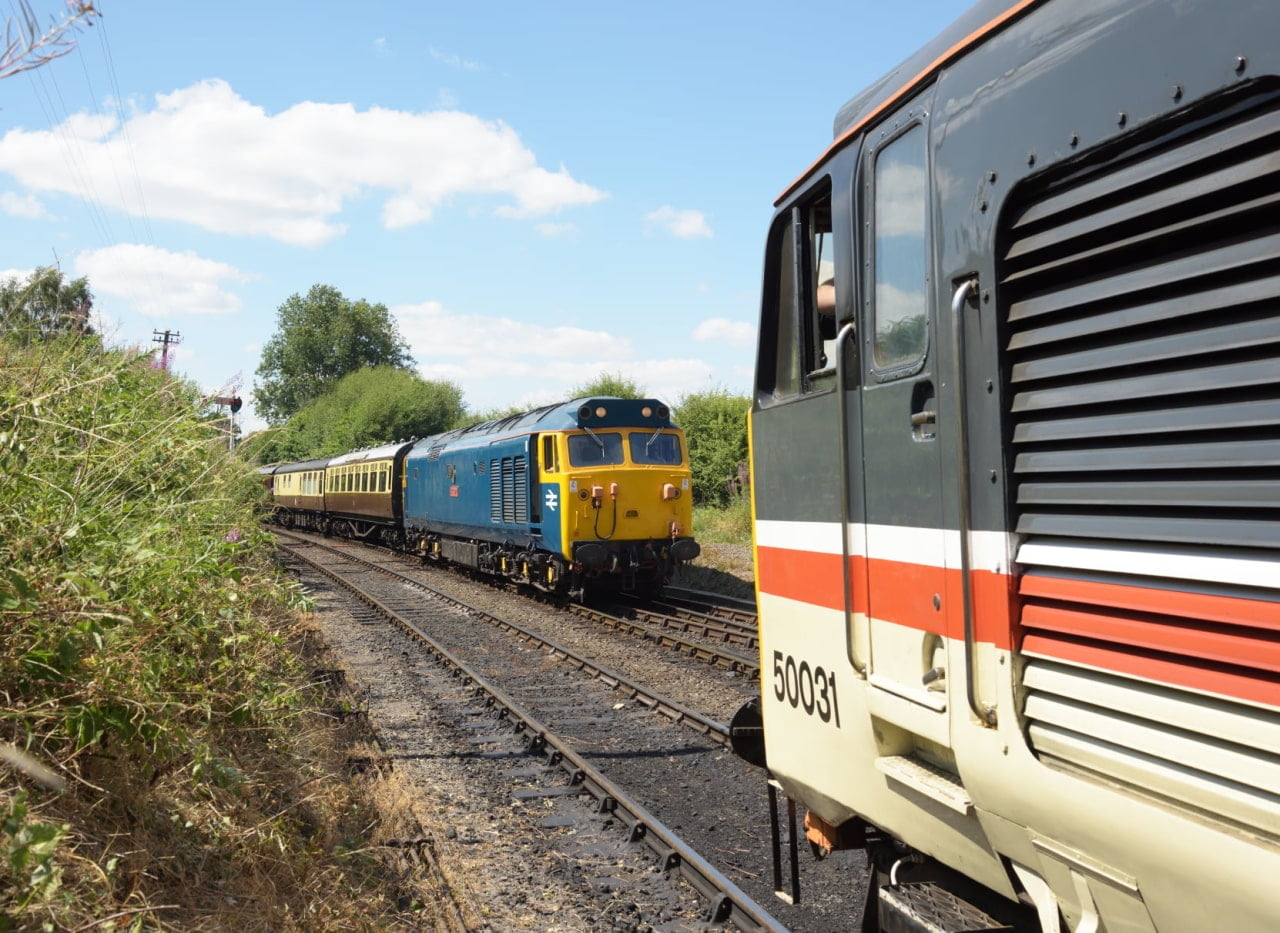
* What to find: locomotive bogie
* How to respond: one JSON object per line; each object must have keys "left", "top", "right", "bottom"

{"left": 744, "top": 0, "right": 1280, "bottom": 929}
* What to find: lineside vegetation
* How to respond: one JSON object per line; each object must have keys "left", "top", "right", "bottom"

{"left": 0, "top": 336, "right": 420, "bottom": 929}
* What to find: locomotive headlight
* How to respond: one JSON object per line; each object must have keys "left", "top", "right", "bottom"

{"left": 662, "top": 483, "right": 679, "bottom": 500}
{"left": 595, "top": 405, "right": 607, "bottom": 418}
{"left": 641, "top": 405, "right": 653, "bottom": 418}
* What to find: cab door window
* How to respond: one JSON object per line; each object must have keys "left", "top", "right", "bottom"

{"left": 870, "top": 123, "right": 929, "bottom": 370}
{"left": 756, "top": 179, "right": 839, "bottom": 401}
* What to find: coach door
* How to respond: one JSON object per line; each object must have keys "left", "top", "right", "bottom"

{"left": 856, "top": 111, "right": 953, "bottom": 749}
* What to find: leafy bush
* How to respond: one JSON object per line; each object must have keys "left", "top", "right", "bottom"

{"left": 242, "top": 365, "right": 466, "bottom": 462}
{"left": 570, "top": 372, "right": 645, "bottom": 399}
{"left": 674, "top": 389, "right": 750, "bottom": 508}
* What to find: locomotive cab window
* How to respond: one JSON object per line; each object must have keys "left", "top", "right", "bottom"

{"left": 629, "top": 431, "right": 682, "bottom": 465}
{"left": 756, "top": 178, "right": 843, "bottom": 403}
{"left": 568, "top": 432, "right": 624, "bottom": 467}
{"left": 869, "top": 122, "right": 929, "bottom": 371}
{"left": 541, "top": 435, "right": 558, "bottom": 473}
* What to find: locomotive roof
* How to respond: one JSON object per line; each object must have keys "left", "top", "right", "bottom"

{"left": 412, "top": 397, "right": 676, "bottom": 450}
{"left": 778, "top": 0, "right": 1042, "bottom": 204}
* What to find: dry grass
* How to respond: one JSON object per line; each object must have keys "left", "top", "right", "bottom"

{"left": 4, "top": 619, "right": 443, "bottom": 931}
{"left": 0, "top": 339, "right": 451, "bottom": 930}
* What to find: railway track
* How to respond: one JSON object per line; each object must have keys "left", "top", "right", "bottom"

{"left": 567, "top": 599, "right": 758, "bottom": 677}
{"left": 279, "top": 532, "right": 781, "bottom": 930}
{"left": 284, "top": 527, "right": 762, "bottom": 677}
{"left": 612, "top": 591, "right": 759, "bottom": 654}
{"left": 276, "top": 530, "right": 871, "bottom": 930}
{"left": 663, "top": 586, "right": 759, "bottom": 626}
{"left": 282, "top": 531, "right": 742, "bottom": 740}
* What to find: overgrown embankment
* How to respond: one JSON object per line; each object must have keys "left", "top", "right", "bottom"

{"left": 0, "top": 339, "right": 411, "bottom": 930}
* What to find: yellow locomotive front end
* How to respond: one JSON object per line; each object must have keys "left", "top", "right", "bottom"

{"left": 537, "top": 399, "right": 699, "bottom": 597}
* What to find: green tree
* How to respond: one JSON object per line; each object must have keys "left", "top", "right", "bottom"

{"left": 0, "top": 267, "right": 94, "bottom": 344}
{"left": 254, "top": 284, "right": 413, "bottom": 424}
{"left": 243, "top": 366, "right": 466, "bottom": 462}
{"left": 455, "top": 403, "right": 526, "bottom": 431}
{"left": 571, "top": 371, "right": 644, "bottom": 399}
{"left": 675, "top": 388, "right": 751, "bottom": 508}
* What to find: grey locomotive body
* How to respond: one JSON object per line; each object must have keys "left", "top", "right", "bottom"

{"left": 741, "top": 1, "right": 1280, "bottom": 930}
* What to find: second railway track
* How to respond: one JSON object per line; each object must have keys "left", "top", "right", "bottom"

{"left": 277, "top": 531, "right": 871, "bottom": 931}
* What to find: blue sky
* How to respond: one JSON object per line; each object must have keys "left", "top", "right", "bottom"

{"left": 0, "top": 0, "right": 974, "bottom": 432}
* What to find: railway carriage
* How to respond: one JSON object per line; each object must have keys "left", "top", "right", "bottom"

{"left": 403, "top": 397, "right": 699, "bottom": 598}
{"left": 734, "top": 0, "right": 1280, "bottom": 930}
{"left": 266, "top": 457, "right": 329, "bottom": 531}
{"left": 324, "top": 440, "right": 416, "bottom": 546}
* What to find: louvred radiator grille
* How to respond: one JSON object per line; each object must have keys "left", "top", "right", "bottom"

{"left": 998, "top": 90, "right": 1280, "bottom": 829}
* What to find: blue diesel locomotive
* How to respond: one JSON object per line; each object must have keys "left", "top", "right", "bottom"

{"left": 263, "top": 397, "right": 700, "bottom": 599}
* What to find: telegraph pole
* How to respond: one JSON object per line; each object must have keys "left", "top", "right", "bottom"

{"left": 151, "top": 329, "right": 181, "bottom": 370}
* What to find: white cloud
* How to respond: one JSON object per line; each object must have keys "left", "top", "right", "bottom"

{"left": 73, "top": 243, "right": 253, "bottom": 317}
{"left": 645, "top": 205, "right": 712, "bottom": 239}
{"left": 0, "top": 191, "right": 50, "bottom": 219}
{"left": 394, "top": 300, "right": 717, "bottom": 410}
{"left": 691, "top": 317, "right": 756, "bottom": 349}
{"left": 395, "top": 300, "right": 632, "bottom": 362}
{"left": 0, "top": 267, "right": 34, "bottom": 283}
{"left": 0, "top": 79, "right": 605, "bottom": 246}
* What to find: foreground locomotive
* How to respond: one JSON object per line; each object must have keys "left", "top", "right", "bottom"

{"left": 263, "top": 397, "right": 699, "bottom": 598}
{"left": 732, "top": 1, "right": 1280, "bottom": 931}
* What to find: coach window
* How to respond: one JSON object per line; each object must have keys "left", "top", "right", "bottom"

{"left": 871, "top": 123, "right": 928, "bottom": 369}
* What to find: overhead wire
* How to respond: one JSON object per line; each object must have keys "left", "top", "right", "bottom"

{"left": 94, "top": 8, "right": 153, "bottom": 244}
{"left": 7, "top": 1, "right": 157, "bottom": 339}
{"left": 14, "top": 0, "right": 116, "bottom": 247}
